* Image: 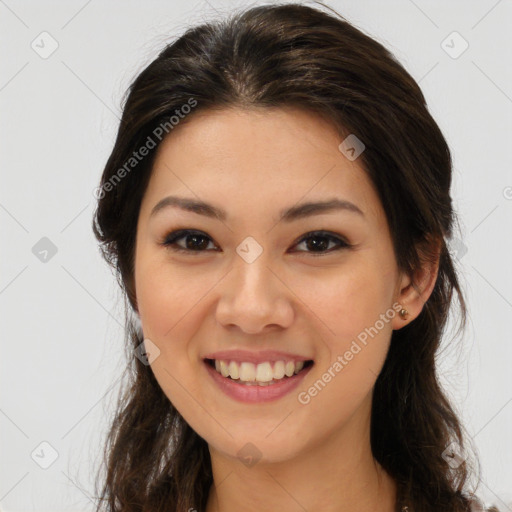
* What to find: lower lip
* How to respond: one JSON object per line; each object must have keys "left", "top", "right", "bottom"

{"left": 204, "top": 360, "right": 313, "bottom": 403}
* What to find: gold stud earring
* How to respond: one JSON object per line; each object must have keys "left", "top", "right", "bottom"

{"left": 399, "top": 309, "right": 409, "bottom": 320}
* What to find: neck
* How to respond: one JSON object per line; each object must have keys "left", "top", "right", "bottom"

{"left": 205, "top": 398, "right": 397, "bottom": 512}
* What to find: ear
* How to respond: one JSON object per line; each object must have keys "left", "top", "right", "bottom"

{"left": 391, "top": 235, "right": 441, "bottom": 330}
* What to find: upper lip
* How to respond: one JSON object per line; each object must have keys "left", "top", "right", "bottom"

{"left": 203, "top": 349, "right": 313, "bottom": 365}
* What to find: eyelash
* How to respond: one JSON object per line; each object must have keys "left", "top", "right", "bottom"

{"left": 160, "top": 229, "right": 351, "bottom": 256}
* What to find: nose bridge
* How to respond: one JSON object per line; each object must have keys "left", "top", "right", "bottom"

{"left": 215, "top": 244, "right": 294, "bottom": 331}
{"left": 230, "top": 233, "right": 274, "bottom": 292}
{"left": 232, "top": 245, "right": 276, "bottom": 302}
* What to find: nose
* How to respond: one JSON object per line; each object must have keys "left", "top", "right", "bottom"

{"left": 215, "top": 252, "right": 294, "bottom": 334}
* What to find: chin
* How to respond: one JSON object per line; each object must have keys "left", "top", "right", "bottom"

{"left": 202, "top": 424, "right": 308, "bottom": 467}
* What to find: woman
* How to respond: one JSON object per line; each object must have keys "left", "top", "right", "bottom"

{"left": 92, "top": 3, "right": 500, "bottom": 511}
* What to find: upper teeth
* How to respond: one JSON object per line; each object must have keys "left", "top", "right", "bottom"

{"left": 214, "top": 360, "right": 305, "bottom": 382}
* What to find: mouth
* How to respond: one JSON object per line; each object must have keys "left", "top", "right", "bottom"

{"left": 204, "top": 358, "right": 314, "bottom": 387}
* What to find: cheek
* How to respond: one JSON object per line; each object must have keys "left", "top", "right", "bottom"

{"left": 296, "top": 260, "right": 395, "bottom": 404}
{"left": 134, "top": 257, "right": 225, "bottom": 399}
{"left": 135, "top": 257, "right": 213, "bottom": 342}
{"left": 304, "top": 261, "right": 394, "bottom": 345}
{"left": 135, "top": 260, "right": 209, "bottom": 410}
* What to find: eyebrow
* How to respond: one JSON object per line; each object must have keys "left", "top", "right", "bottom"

{"left": 149, "top": 195, "right": 365, "bottom": 222}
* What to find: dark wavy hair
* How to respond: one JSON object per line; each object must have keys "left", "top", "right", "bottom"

{"left": 91, "top": 3, "right": 499, "bottom": 511}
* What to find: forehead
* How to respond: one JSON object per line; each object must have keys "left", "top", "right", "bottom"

{"left": 140, "top": 107, "right": 384, "bottom": 225}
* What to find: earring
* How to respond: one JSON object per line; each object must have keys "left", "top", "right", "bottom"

{"left": 399, "top": 309, "right": 409, "bottom": 320}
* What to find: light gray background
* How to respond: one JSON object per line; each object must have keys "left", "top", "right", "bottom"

{"left": 1, "top": 1, "right": 511, "bottom": 510}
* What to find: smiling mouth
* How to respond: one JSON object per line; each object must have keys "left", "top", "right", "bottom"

{"left": 205, "top": 358, "right": 314, "bottom": 386}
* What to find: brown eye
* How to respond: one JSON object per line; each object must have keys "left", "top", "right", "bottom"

{"left": 162, "top": 230, "right": 218, "bottom": 253}
{"left": 292, "top": 231, "right": 350, "bottom": 255}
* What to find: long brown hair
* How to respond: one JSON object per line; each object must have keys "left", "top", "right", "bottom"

{"left": 92, "top": 3, "right": 497, "bottom": 511}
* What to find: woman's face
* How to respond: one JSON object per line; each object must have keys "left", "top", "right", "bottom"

{"left": 134, "top": 107, "right": 410, "bottom": 464}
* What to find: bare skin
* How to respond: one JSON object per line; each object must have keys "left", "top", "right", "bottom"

{"left": 133, "top": 107, "right": 439, "bottom": 512}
